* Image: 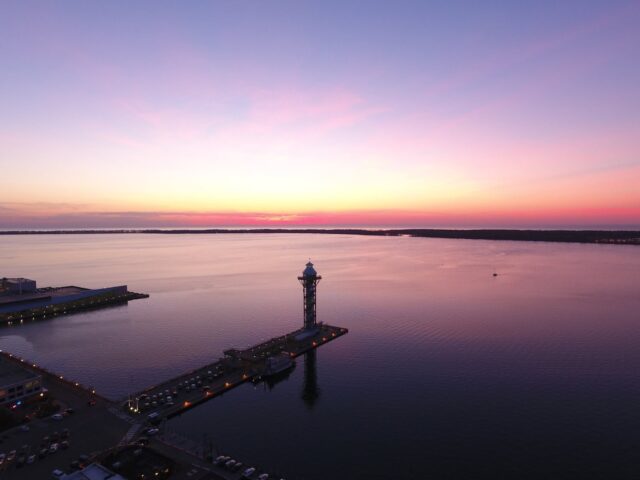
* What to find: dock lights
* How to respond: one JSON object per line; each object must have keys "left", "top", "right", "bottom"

{"left": 224, "top": 382, "right": 231, "bottom": 388}
{"left": 242, "top": 374, "right": 248, "bottom": 380}
{"left": 312, "top": 341, "right": 317, "bottom": 347}
{"left": 184, "top": 401, "right": 191, "bottom": 407}
{"left": 59, "top": 376, "right": 64, "bottom": 379}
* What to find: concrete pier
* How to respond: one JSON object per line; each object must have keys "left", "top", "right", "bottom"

{"left": 0, "top": 286, "right": 148, "bottom": 325}
{"left": 126, "top": 323, "right": 348, "bottom": 419}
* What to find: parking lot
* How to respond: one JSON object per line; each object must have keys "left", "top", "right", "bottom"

{"left": 0, "top": 373, "right": 130, "bottom": 479}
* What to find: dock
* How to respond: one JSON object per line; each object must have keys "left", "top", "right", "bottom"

{"left": 0, "top": 277, "right": 149, "bottom": 325}
{"left": 125, "top": 323, "right": 348, "bottom": 419}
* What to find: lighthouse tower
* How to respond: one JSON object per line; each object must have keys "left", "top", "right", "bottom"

{"left": 298, "top": 261, "right": 322, "bottom": 330}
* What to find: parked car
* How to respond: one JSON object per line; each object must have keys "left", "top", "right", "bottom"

{"left": 242, "top": 467, "right": 256, "bottom": 478}
{"left": 52, "top": 469, "right": 65, "bottom": 479}
{"left": 51, "top": 413, "right": 64, "bottom": 421}
{"left": 27, "top": 454, "right": 36, "bottom": 464}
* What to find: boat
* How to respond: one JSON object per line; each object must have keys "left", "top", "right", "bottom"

{"left": 263, "top": 353, "right": 294, "bottom": 377}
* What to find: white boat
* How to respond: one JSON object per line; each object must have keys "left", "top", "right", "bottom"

{"left": 264, "top": 353, "right": 294, "bottom": 376}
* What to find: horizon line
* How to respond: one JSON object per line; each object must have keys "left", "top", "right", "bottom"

{"left": 0, "top": 227, "right": 638, "bottom": 247}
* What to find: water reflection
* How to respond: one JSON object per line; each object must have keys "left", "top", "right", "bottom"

{"left": 301, "top": 350, "right": 320, "bottom": 409}
{"left": 261, "top": 362, "right": 296, "bottom": 390}
{"left": 253, "top": 349, "right": 320, "bottom": 408}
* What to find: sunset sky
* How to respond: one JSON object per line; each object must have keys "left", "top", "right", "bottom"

{"left": 1, "top": 1, "right": 639, "bottom": 228}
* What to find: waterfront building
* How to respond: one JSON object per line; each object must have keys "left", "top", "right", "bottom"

{"left": 1, "top": 277, "right": 37, "bottom": 294}
{"left": 0, "top": 357, "right": 42, "bottom": 405}
{"left": 0, "top": 281, "right": 137, "bottom": 324}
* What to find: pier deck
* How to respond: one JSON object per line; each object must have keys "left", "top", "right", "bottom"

{"left": 0, "top": 288, "right": 149, "bottom": 325}
{"left": 126, "top": 323, "right": 348, "bottom": 419}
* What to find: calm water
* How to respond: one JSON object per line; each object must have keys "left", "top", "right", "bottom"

{"left": 1, "top": 234, "right": 639, "bottom": 479}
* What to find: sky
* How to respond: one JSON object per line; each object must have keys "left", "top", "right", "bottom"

{"left": 1, "top": 0, "right": 639, "bottom": 229}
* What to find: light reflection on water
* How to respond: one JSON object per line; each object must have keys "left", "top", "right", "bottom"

{"left": 1, "top": 234, "right": 639, "bottom": 479}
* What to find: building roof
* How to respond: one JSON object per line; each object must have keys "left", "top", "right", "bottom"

{"left": 0, "top": 358, "right": 40, "bottom": 387}
{"left": 62, "top": 463, "right": 126, "bottom": 480}
{"left": 0, "top": 286, "right": 88, "bottom": 305}
{"left": 302, "top": 261, "right": 318, "bottom": 277}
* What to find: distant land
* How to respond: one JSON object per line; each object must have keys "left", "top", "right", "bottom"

{"left": 1, "top": 229, "right": 639, "bottom": 245}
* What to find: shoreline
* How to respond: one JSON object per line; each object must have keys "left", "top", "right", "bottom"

{"left": 0, "top": 228, "right": 638, "bottom": 245}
